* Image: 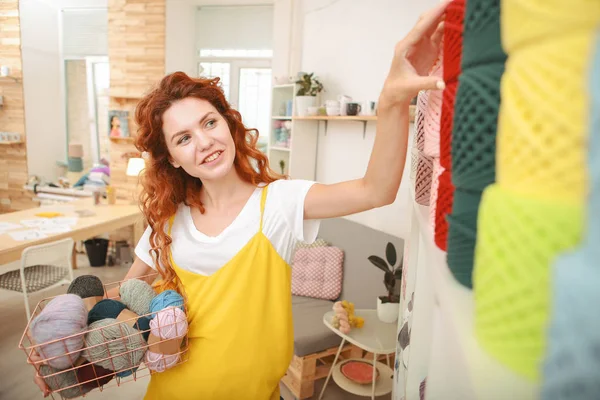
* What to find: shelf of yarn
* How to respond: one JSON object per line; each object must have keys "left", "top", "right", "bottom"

{"left": 109, "top": 136, "right": 136, "bottom": 144}
{"left": 407, "top": 183, "right": 538, "bottom": 400}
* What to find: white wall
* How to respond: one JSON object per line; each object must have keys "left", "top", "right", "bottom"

{"left": 299, "top": 0, "right": 438, "bottom": 239}
{"left": 20, "top": 0, "right": 106, "bottom": 182}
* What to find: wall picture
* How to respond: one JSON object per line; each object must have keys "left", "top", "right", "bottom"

{"left": 108, "top": 110, "right": 129, "bottom": 138}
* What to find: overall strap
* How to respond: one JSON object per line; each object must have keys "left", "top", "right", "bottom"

{"left": 259, "top": 185, "right": 268, "bottom": 232}
{"left": 167, "top": 215, "right": 176, "bottom": 235}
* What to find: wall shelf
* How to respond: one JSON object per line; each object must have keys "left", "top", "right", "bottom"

{"left": 272, "top": 116, "right": 292, "bottom": 120}
{"left": 0, "top": 76, "right": 22, "bottom": 83}
{"left": 0, "top": 140, "right": 23, "bottom": 145}
{"left": 270, "top": 146, "right": 291, "bottom": 152}
{"left": 109, "top": 137, "right": 136, "bottom": 144}
{"left": 293, "top": 115, "right": 378, "bottom": 121}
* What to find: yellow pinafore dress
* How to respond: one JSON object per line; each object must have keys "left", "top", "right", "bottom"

{"left": 144, "top": 186, "right": 293, "bottom": 400}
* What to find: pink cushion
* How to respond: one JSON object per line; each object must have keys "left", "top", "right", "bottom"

{"left": 292, "top": 247, "right": 344, "bottom": 300}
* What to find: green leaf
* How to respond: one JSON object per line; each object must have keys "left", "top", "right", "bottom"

{"left": 386, "top": 242, "right": 397, "bottom": 266}
{"left": 394, "top": 267, "right": 403, "bottom": 280}
{"left": 368, "top": 255, "right": 390, "bottom": 273}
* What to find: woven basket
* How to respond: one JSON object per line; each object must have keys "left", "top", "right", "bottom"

{"left": 501, "top": 0, "right": 600, "bottom": 53}
{"left": 415, "top": 91, "right": 429, "bottom": 151}
{"left": 440, "top": 81, "right": 458, "bottom": 171}
{"left": 462, "top": 0, "right": 506, "bottom": 69}
{"left": 444, "top": 0, "right": 466, "bottom": 83}
{"left": 415, "top": 152, "right": 434, "bottom": 206}
{"left": 473, "top": 184, "right": 584, "bottom": 380}
{"left": 447, "top": 188, "right": 482, "bottom": 288}
{"left": 423, "top": 63, "right": 444, "bottom": 158}
{"left": 429, "top": 159, "right": 443, "bottom": 230}
{"left": 497, "top": 32, "right": 593, "bottom": 204}
{"left": 541, "top": 251, "right": 600, "bottom": 400}
{"left": 434, "top": 170, "right": 454, "bottom": 252}
{"left": 452, "top": 63, "right": 504, "bottom": 191}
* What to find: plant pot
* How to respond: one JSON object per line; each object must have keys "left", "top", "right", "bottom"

{"left": 377, "top": 297, "right": 399, "bottom": 323}
{"left": 295, "top": 96, "right": 316, "bottom": 117}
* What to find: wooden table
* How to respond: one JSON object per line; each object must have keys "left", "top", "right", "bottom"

{"left": 0, "top": 198, "right": 144, "bottom": 267}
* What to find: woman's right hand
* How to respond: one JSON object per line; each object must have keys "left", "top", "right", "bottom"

{"left": 30, "top": 351, "right": 50, "bottom": 398}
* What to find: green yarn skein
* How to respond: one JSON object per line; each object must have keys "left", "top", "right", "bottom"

{"left": 119, "top": 279, "right": 156, "bottom": 316}
{"left": 83, "top": 319, "right": 146, "bottom": 372}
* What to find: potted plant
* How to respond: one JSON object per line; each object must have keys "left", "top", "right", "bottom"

{"left": 279, "top": 159, "right": 286, "bottom": 175}
{"left": 368, "top": 242, "right": 403, "bottom": 323}
{"left": 295, "top": 72, "right": 323, "bottom": 117}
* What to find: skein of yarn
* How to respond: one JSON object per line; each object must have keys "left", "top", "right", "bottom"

{"left": 119, "top": 279, "right": 156, "bottom": 316}
{"left": 67, "top": 275, "right": 105, "bottom": 299}
{"left": 149, "top": 290, "right": 184, "bottom": 317}
{"left": 76, "top": 362, "right": 114, "bottom": 389}
{"left": 145, "top": 307, "right": 188, "bottom": 372}
{"left": 87, "top": 299, "right": 127, "bottom": 325}
{"left": 30, "top": 294, "right": 87, "bottom": 369}
{"left": 39, "top": 364, "right": 93, "bottom": 399}
{"left": 83, "top": 319, "right": 146, "bottom": 373}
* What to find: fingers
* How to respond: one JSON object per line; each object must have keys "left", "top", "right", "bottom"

{"left": 407, "top": 76, "right": 446, "bottom": 94}
{"left": 409, "top": 0, "right": 452, "bottom": 42}
{"left": 431, "top": 21, "right": 444, "bottom": 48}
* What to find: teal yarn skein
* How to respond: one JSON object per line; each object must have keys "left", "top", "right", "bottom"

{"left": 87, "top": 299, "right": 127, "bottom": 325}
{"left": 119, "top": 279, "right": 156, "bottom": 316}
{"left": 149, "top": 290, "right": 184, "bottom": 318}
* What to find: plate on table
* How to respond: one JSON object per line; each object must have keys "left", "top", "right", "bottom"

{"left": 340, "top": 360, "right": 380, "bottom": 385}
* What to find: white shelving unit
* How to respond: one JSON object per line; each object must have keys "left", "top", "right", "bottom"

{"left": 394, "top": 182, "right": 540, "bottom": 400}
{"left": 267, "top": 84, "right": 319, "bottom": 180}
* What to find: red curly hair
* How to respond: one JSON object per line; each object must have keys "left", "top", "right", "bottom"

{"left": 134, "top": 72, "right": 282, "bottom": 293}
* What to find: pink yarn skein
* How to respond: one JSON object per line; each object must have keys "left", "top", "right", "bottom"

{"left": 145, "top": 307, "right": 188, "bottom": 372}
{"left": 423, "top": 60, "right": 444, "bottom": 158}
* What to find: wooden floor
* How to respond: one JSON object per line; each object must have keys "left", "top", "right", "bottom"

{"left": 0, "top": 255, "right": 391, "bottom": 400}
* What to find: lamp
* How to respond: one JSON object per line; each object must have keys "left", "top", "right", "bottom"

{"left": 126, "top": 157, "right": 145, "bottom": 177}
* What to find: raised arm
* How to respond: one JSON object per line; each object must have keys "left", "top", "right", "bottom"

{"left": 304, "top": 1, "right": 449, "bottom": 220}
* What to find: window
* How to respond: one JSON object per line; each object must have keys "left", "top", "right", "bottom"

{"left": 199, "top": 49, "right": 273, "bottom": 58}
{"left": 198, "top": 62, "right": 231, "bottom": 99}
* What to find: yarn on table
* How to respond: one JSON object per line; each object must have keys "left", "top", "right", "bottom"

{"left": 415, "top": 91, "right": 429, "bottom": 152}
{"left": 451, "top": 63, "right": 504, "bottom": 191}
{"left": 145, "top": 306, "right": 188, "bottom": 372}
{"left": 429, "top": 159, "right": 444, "bottom": 230}
{"left": 119, "top": 279, "right": 156, "bottom": 316}
{"left": 67, "top": 275, "right": 105, "bottom": 299}
{"left": 423, "top": 62, "right": 444, "bottom": 158}
{"left": 434, "top": 169, "right": 454, "bottom": 252}
{"left": 473, "top": 184, "right": 584, "bottom": 380}
{"left": 501, "top": 0, "right": 600, "bottom": 53}
{"left": 446, "top": 187, "right": 482, "bottom": 288}
{"left": 149, "top": 290, "right": 185, "bottom": 318}
{"left": 440, "top": 80, "right": 458, "bottom": 171}
{"left": 461, "top": 0, "right": 506, "bottom": 69}
{"left": 30, "top": 294, "right": 87, "bottom": 369}
{"left": 83, "top": 318, "right": 146, "bottom": 373}
{"left": 496, "top": 32, "right": 593, "bottom": 204}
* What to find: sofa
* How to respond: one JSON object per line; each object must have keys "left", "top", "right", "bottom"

{"left": 282, "top": 217, "right": 404, "bottom": 399}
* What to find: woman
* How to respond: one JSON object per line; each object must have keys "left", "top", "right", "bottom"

{"left": 33, "top": 2, "right": 448, "bottom": 398}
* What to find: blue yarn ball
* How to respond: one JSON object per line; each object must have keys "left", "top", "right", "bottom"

{"left": 116, "top": 366, "right": 138, "bottom": 378}
{"left": 88, "top": 299, "right": 127, "bottom": 325}
{"left": 149, "top": 290, "right": 184, "bottom": 318}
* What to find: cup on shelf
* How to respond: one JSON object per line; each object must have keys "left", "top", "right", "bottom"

{"left": 326, "top": 106, "right": 340, "bottom": 116}
{"left": 307, "top": 106, "right": 319, "bottom": 116}
{"left": 346, "top": 103, "right": 362, "bottom": 116}
{"left": 325, "top": 100, "right": 340, "bottom": 108}
{"left": 362, "top": 101, "right": 377, "bottom": 116}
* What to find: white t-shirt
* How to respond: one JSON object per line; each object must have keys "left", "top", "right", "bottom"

{"left": 134, "top": 179, "right": 321, "bottom": 276}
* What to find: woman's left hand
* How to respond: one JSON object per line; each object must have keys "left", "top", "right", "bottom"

{"left": 380, "top": 0, "right": 451, "bottom": 108}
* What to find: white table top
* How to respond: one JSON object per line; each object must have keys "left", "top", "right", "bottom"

{"left": 323, "top": 309, "right": 398, "bottom": 354}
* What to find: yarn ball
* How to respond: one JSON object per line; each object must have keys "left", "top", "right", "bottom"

{"left": 76, "top": 362, "right": 114, "bottom": 389}
{"left": 134, "top": 316, "right": 151, "bottom": 342}
{"left": 87, "top": 299, "right": 127, "bottom": 325}
{"left": 415, "top": 90, "right": 429, "bottom": 151}
{"left": 415, "top": 152, "right": 434, "bottom": 206}
{"left": 83, "top": 318, "right": 146, "bottom": 373}
{"left": 39, "top": 364, "right": 93, "bottom": 399}
{"left": 440, "top": 80, "right": 458, "bottom": 170}
{"left": 443, "top": 0, "right": 465, "bottom": 82}
{"left": 461, "top": 0, "right": 505, "bottom": 69}
{"left": 149, "top": 290, "right": 184, "bottom": 317}
{"left": 473, "top": 184, "right": 584, "bottom": 380}
{"left": 67, "top": 275, "right": 105, "bottom": 298}
{"left": 30, "top": 294, "right": 87, "bottom": 369}
{"left": 119, "top": 279, "right": 156, "bottom": 316}
{"left": 145, "top": 307, "right": 188, "bottom": 372}
{"left": 116, "top": 366, "right": 138, "bottom": 378}
{"left": 434, "top": 170, "right": 455, "bottom": 252}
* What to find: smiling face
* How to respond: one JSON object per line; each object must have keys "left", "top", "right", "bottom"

{"left": 162, "top": 97, "right": 236, "bottom": 182}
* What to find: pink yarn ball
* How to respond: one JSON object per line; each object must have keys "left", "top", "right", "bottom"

{"left": 145, "top": 307, "right": 188, "bottom": 372}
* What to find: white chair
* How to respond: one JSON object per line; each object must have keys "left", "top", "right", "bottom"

{"left": 0, "top": 238, "right": 75, "bottom": 321}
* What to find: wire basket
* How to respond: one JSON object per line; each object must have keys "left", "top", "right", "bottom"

{"left": 19, "top": 273, "right": 190, "bottom": 399}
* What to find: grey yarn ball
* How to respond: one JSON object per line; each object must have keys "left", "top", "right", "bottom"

{"left": 82, "top": 319, "right": 146, "bottom": 372}
{"left": 119, "top": 279, "right": 156, "bottom": 316}
{"left": 40, "top": 365, "right": 93, "bottom": 399}
{"left": 67, "top": 275, "right": 105, "bottom": 298}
